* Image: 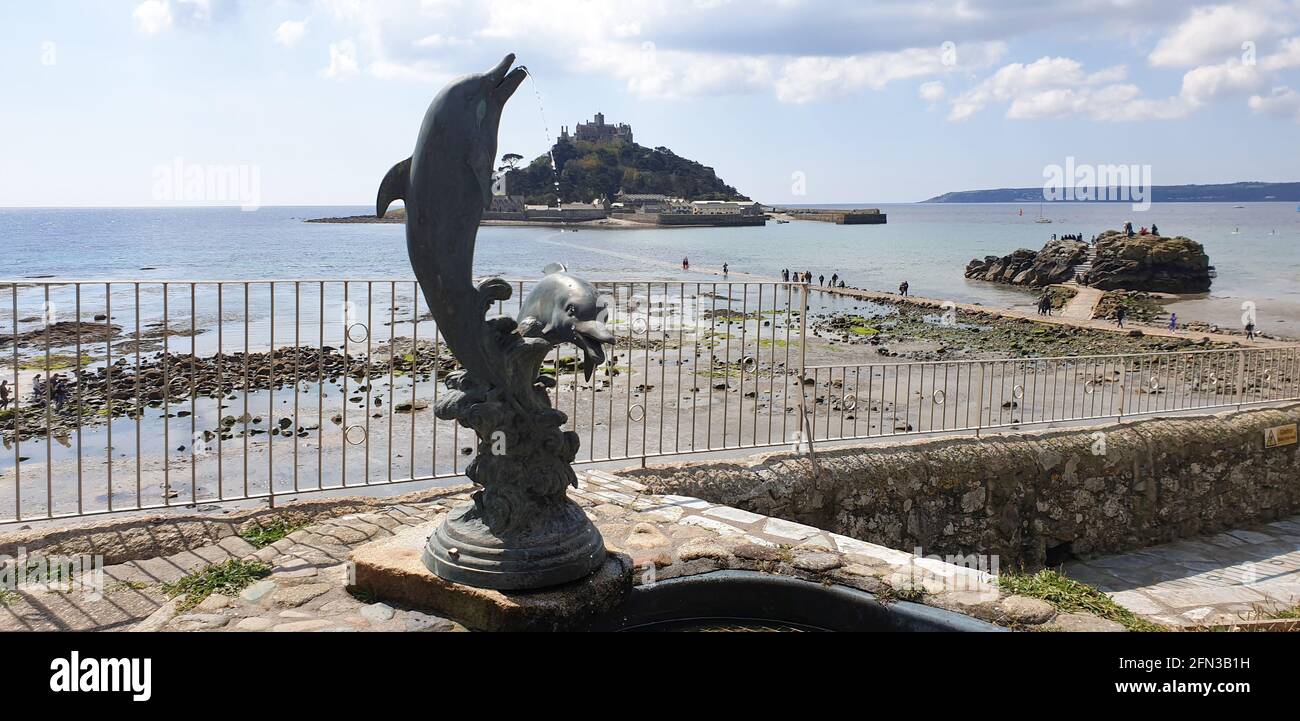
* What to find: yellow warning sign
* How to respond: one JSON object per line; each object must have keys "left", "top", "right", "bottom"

{"left": 1264, "top": 423, "right": 1298, "bottom": 448}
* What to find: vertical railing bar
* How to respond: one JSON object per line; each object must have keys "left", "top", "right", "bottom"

{"left": 268, "top": 282, "right": 275, "bottom": 503}
{"left": 341, "top": 282, "right": 349, "bottom": 487}
{"left": 624, "top": 284, "right": 634, "bottom": 457}
{"left": 658, "top": 282, "right": 668, "bottom": 457}
{"left": 723, "top": 282, "right": 733, "bottom": 449}
{"left": 750, "top": 284, "right": 760, "bottom": 447}
{"left": 782, "top": 284, "right": 792, "bottom": 444}
{"left": 364, "top": 281, "right": 373, "bottom": 485}
{"left": 42, "top": 284, "right": 52, "bottom": 517}
{"left": 75, "top": 284, "right": 83, "bottom": 516}
{"left": 409, "top": 282, "right": 418, "bottom": 480}
{"left": 736, "top": 282, "right": 746, "bottom": 449}
{"left": 707, "top": 284, "right": 716, "bottom": 450}
{"left": 163, "top": 283, "right": 171, "bottom": 506}
{"left": 676, "top": 282, "right": 685, "bottom": 453}
{"left": 387, "top": 281, "right": 395, "bottom": 485}
{"left": 317, "top": 282, "right": 325, "bottom": 491}
{"left": 642, "top": 281, "right": 652, "bottom": 461}
{"left": 294, "top": 281, "right": 301, "bottom": 493}
{"left": 191, "top": 283, "right": 198, "bottom": 505}
{"left": 10, "top": 284, "right": 19, "bottom": 521}
{"left": 105, "top": 283, "right": 113, "bottom": 513}
{"left": 242, "top": 283, "right": 249, "bottom": 499}
{"left": 217, "top": 283, "right": 224, "bottom": 500}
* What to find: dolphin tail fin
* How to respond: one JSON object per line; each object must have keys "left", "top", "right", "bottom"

{"left": 377, "top": 158, "right": 412, "bottom": 218}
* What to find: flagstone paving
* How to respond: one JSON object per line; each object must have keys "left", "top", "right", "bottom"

{"left": 1062, "top": 516, "right": 1300, "bottom": 628}
{"left": 5, "top": 469, "right": 1117, "bottom": 632}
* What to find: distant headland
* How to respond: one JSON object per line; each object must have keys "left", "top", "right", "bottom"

{"left": 924, "top": 181, "right": 1300, "bottom": 204}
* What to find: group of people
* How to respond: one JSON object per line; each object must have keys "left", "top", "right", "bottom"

{"left": 20, "top": 374, "right": 74, "bottom": 410}
{"left": 1052, "top": 233, "right": 1085, "bottom": 242}
{"left": 1036, "top": 292, "right": 1054, "bottom": 316}
{"left": 780, "top": 269, "right": 846, "bottom": 289}
{"left": 1122, "top": 221, "right": 1159, "bottom": 237}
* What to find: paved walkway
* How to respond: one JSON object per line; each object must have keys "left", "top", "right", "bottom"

{"left": 1062, "top": 515, "right": 1300, "bottom": 628}
{"left": 1057, "top": 284, "right": 1105, "bottom": 321}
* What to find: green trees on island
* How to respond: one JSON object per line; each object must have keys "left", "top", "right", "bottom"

{"left": 502, "top": 138, "right": 747, "bottom": 205}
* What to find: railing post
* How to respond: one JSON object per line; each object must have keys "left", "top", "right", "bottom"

{"left": 1117, "top": 358, "right": 1126, "bottom": 422}
{"left": 795, "top": 282, "right": 819, "bottom": 474}
{"left": 1236, "top": 349, "right": 1246, "bottom": 410}
{"left": 975, "top": 361, "right": 984, "bottom": 438}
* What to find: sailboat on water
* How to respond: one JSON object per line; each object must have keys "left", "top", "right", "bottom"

{"left": 1034, "top": 200, "right": 1052, "bottom": 223}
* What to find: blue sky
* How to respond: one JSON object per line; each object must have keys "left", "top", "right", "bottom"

{"left": 3, "top": 0, "right": 1300, "bottom": 206}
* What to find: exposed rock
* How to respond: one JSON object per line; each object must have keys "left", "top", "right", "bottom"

{"left": 965, "top": 239, "right": 1087, "bottom": 287}
{"left": 1082, "top": 230, "right": 1211, "bottom": 293}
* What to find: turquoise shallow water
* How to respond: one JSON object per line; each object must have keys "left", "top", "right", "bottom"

{"left": 2, "top": 202, "right": 1298, "bottom": 330}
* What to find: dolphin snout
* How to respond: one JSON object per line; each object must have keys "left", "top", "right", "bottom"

{"left": 489, "top": 54, "right": 527, "bottom": 101}
{"left": 573, "top": 319, "right": 614, "bottom": 345}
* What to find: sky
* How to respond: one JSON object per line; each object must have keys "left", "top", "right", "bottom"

{"left": 2, "top": 0, "right": 1300, "bottom": 207}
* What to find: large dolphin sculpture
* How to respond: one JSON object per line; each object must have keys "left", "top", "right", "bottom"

{"left": 376, "top": 55, "right": 611, "bottom": 590}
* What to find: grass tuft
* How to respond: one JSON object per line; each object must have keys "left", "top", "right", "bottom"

{"left": 997, "top": 569, "right": 1167, "bottom": 632}
{"left": 162, "top": 559, "right": 271, "bottom": 612}
{"left": 239, "top": 516, "right": 308, "bottom": 548}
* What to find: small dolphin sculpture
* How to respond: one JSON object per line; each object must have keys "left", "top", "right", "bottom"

{"left": 517, "top": 263, "right": 614, "bottom": 380}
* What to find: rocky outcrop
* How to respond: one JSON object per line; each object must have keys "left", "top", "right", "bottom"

{"left": 1081, "top": 230, "right": 1212, "bottom": 293}
{"left": 965, "top": 238, "right": 1088, "bottom": 287}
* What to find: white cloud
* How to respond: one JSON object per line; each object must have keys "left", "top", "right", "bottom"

{"left": 576, "top": 40, "right": 1004, "bottom": 103}
{"left": 947, "top": 57, "right": 1144, "bottom": 121}
{"left": 1262, "top": 37, "right": 1300, "bottom": 70}
{"left": 322, "top": 39, "right": 360, "bottom": 79}
{"left": 1249, "top": 86, "right": 1300, "bottom": 120}
{"left": 368, "top": 60, "right": 448, "bottom": 83}
{"left": 414, "top": 34, "right": 468, "bottom": 49}
{"left": 918, "top": 80, "right": 946, "bottom": 102}
{"left": 773, "top": 43, "right": 1005, "bottom": 103}
{"left": 1149, "top": 4, "right": 1278, "bottom": 67}
{"left": 274, "top": 20, "right": 308, "bottom": 47}
{"left": 1179, "top": 60, "right": 1264, "bottom": 105}
{"left": 133, "top": 0, "right": 173, "bottom": 35}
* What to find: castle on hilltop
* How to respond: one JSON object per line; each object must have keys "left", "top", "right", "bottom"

{"left": 559, "top": 112, "right": 633, "bottom": 145}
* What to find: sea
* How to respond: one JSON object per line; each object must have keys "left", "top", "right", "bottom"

{"left": 2, "top": 201, "right": 1299, "bottom": 336}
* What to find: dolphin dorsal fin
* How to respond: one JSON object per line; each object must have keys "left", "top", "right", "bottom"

{"left": 376, "top": 158, "right": 412, "bottom": 218}
{"left": 542, "top": 262, "right": 567, "bottom": 275}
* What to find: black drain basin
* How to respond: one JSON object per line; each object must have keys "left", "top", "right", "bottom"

{"left": 591, "top": 570, "right": 1007, "bottom": 632}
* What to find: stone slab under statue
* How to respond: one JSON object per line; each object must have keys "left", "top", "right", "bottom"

{"left": 374, "top": 54, "right": 614, "bottom": 591}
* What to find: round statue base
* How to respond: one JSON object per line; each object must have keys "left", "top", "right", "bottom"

{"left": 422, "top": 500, "right": 607, "bottom": 591}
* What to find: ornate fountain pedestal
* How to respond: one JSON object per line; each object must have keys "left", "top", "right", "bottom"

{"left": 423, "top": 496, "right": 607, "bottom": 590}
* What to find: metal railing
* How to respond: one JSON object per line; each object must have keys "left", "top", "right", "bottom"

{"left": 803, "top": 346, "right": 1300, "bottom": 443}
{"left": 2, "top": 278, "right": 1297, "bottom": 525}
{"left": 1, "top": 279, "right": 804, "bottom": 523}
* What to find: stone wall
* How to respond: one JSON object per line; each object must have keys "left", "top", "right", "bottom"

{"left": 622, "top": 405, "right": 1300, "bottom": 569}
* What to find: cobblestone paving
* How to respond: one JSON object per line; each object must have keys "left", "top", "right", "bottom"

{"left": 1062, "top": 515, "right": 1300, "bottom": 628}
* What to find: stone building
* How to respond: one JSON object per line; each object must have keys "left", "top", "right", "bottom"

{"left": 560, "top": 112, "right": 634, "bottom": 145}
